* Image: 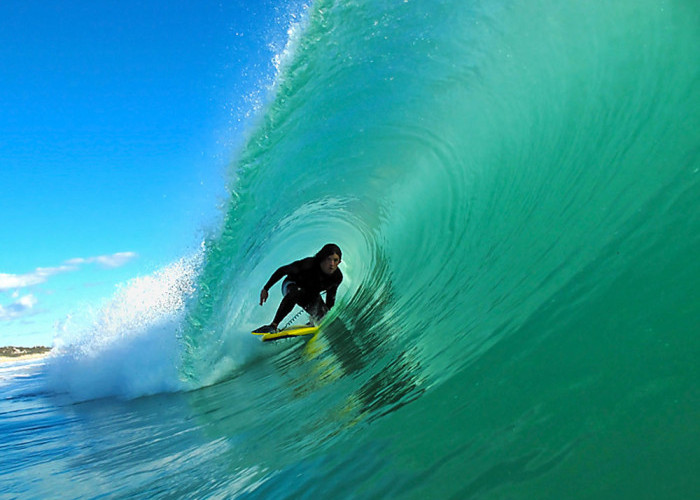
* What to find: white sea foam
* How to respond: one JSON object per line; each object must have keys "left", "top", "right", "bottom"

{"left": 45, "top": 253, "right": 202, "bottom": 401}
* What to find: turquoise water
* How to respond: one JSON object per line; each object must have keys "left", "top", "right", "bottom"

{"left": 2, "top": 0, "right": 699, "bottom": 498}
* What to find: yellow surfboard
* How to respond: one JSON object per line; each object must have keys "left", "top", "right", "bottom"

{"left": 251, "top": 324, "right": 319, "bottom": 342}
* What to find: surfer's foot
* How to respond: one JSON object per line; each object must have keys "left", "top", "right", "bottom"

{"left": 253, "top": 324, "right": 278, "bottom": 334}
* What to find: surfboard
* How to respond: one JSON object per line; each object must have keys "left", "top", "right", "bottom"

{"left": 251, "top": 324, "right": 319, "bottom": 342}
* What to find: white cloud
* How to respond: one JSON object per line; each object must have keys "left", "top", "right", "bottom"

{"left": 0, "top": 252, "right": 138, "bottom": 292}
{"left": 0, "top": 293, "right": 38, "bottom": 321}
{"left": 1, "top": 252, "right": 138, "bottom": 322}
{"left": 93, "top": 252, "right": 139, "bottom": 268}
{"left": 0, "top": 265, "right": 76, "bottom": 291}
{"left": 64, "top": 252, "right": 138, "bottom": 269}
{"left": 63, "top": 258, "right": 87, "bottom": 266}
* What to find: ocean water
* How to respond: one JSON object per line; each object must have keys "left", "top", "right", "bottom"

{"left": 2, "top": 0, "right": 699, "bottom": 498}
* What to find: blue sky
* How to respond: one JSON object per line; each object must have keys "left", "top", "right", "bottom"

{"left": 1, "top": 0, "right": 297, "bottom": 346}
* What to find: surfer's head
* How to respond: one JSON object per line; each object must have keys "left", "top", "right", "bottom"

{"left": 315, "top": 243, "right": 342, "bottom": 275}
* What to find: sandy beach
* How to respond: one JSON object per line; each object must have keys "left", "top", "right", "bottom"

{"left": 0, "top": 347, "right": 52, "bottom": 364}
{"left": 0, "top": 352, "right": 52, "bottom": 364}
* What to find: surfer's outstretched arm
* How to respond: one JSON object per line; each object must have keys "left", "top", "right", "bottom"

{"left": 259, "top": 263, "right": 295, "bottom": 306}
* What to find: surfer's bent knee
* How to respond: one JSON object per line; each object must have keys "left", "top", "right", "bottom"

{"left": 281, "top": 278, "right": 300, "bottom": 297}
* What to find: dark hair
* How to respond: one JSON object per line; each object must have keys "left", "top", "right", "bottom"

{"left": 314, "top": 243, "right": 342, "bottom": 262}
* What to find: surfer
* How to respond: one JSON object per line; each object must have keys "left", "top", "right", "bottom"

{"left": 254, "top": 243, "right": 343, "bottom": 333}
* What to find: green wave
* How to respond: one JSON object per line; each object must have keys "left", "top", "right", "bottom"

{"left": 180, "top": 0, "right": 699, "bottom": 496}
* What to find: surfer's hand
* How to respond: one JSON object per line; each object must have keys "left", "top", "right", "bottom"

{"left": 260, "top": 288, "right": 268, "bottom": 306}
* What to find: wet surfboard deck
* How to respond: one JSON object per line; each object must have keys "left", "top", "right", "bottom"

{"left": 251, "top": 324, "right": 319, "bottom": 342}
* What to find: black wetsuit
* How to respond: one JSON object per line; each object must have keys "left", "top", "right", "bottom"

{"left": 264, "top": 257, "right": 343, "bottom": 324}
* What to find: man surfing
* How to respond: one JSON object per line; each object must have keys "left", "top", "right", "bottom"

{"left": 254, "top": 243, "right": 343, "bottom": 334}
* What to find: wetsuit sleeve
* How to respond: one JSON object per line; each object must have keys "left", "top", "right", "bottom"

{"left": 263, "top": 263, "right": 294, "bottom": 291}
{"left": 325, "top": 285, "right": 338, "bottom": 308}
{"left": 324, "top": 271, "right": 343, "bottom": 308}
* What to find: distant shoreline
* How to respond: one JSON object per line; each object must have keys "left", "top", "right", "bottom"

{"left": 0, "top": 346, "right": 52, "bottom": 364}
